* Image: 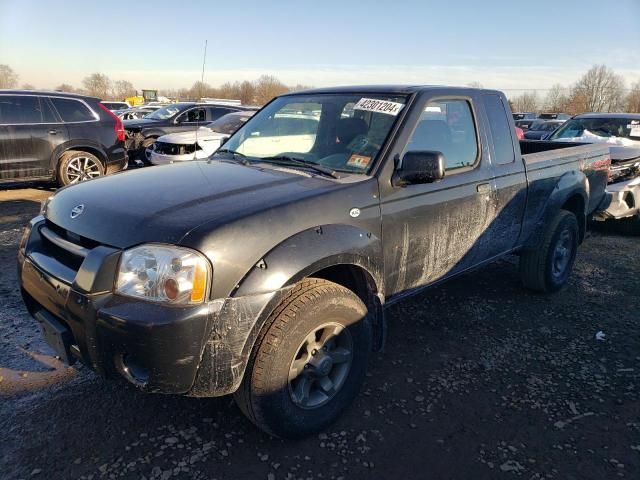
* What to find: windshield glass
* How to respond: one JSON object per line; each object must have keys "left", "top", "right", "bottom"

{"left": 207, "top": 113, "right": 253, "bottom": 135}
{"left": 218, "top": 94, "right": 407, "bottom": 174}
{"left": 550, "top": 117, "right": 640, "bottom": 145}
{"left": 145, "top": 104, "right": 183, "bottom": 120}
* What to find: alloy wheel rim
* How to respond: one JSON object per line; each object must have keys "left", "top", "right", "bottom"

{"left": 288, "top": 322, "right": 353, "bottom": 409}
{"left": 66, "top": 156, "right": 101, "bottom": 184}
{"left": 552, "top": 229, "right": 573, "bottom": 278}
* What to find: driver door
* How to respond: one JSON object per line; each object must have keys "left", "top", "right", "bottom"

{"left": 380, "top": 95, "right": 499, "bottom": 297}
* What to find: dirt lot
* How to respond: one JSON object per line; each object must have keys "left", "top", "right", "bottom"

{"left": 1, "top": 185, "right": 639, "bottom": 480}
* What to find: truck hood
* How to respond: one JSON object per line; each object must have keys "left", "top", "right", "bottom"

{"left": 45, "top": 161, "right": 337, "bottom": 249}
{"left": 158, "top": 128, "right": 225, "bottom": 145}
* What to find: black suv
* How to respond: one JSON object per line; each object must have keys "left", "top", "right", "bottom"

{"left": 0, "top": 90, "right": 127, "bottom": 186}
{"left": 123, "top": 103, "right": 251, "bottom": 160}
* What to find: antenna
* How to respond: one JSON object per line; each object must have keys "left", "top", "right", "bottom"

{"left": 195, "top": 39, "right": 208, "bottom": 160}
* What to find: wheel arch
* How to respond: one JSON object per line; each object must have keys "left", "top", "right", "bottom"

{"left": 53, "top": 144, "right": 108, "bottom": 181}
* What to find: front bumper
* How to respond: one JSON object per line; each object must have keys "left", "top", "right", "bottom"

{"left": 592, "top": 176, "right": 640, "bottom": 221}
{"left": 148, "top": 150, "right": 208, "bottom": 166}
{"left": 18, "top": 218, "right": 280, "bottom": 396}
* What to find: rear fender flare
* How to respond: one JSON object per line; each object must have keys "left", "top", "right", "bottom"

{"left": 523, "top": 171, "right": 588, "bottom": 249}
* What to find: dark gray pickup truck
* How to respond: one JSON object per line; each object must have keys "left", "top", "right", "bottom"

{"left": 18, "top": 86, "right": 611, "bottom": 438}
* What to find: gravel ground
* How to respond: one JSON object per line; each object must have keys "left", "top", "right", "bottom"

{"left": 1, "top": 186, "right": 639, "bottom": 480}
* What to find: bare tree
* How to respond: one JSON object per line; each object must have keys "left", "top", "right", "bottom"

{"left": 510, "top": 92, "right": 539, "bottom": 112}
{"left": 113, "top": 80, "right": 136, "bottom": 100}
{"left": 238, "top": 80, "right": 256, "bottom": 105}
{"left": 0, "top": 64, "right": 19, "bottom": 88}
{"left": 626, "top": 81, "right": 640, "bottom": 113}
{"left": 54, "top": 83, "right": 77, "bottom": 93}
{"left": 254, "top": 75, "right": 288, "bottom": 105}
{"left": 571, "top": 64, "right": 626, "bottom": 113}
{"left": 82, "top": 73, "right": 112, "bottom": 99}
{"left": 20, "top": 83, "right": 35, "bottom": 90}
{"left": 543, "top": 84, "right": 570, "bottom": 112}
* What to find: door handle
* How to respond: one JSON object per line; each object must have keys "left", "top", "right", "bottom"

{"left": 48, "top": 129, "right": 58, "bottom": 135}
{"left": 476, "top": 183, "right": 491, "bottom": 194}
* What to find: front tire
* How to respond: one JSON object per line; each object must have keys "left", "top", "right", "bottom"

{"left": 519, "top": 210, "right": 579, "bottom": 292}
{"left": 234, "top": 278, "right": 372, "bottom": 439}
{"left": 57, "top": 150, "right": 104, "bottom": 186}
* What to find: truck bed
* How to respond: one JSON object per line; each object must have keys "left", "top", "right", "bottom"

{"left": 520, "top": 140, "right": 611, "bottom": 215}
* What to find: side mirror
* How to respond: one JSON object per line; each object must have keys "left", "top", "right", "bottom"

{"left": 219, "top": 136, "right": 230, "bottom": 146}
{"left": 393, "top": 151, "right": 445, "bottom": 187}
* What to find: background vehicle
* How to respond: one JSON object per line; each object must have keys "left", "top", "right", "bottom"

{"left": 148, "top": 110, "right": 256, "bottom": 165}
{"left": 18, "top": 86, "right": 610, "bottom": 439}
{"left": 101, "top": 101, "right": 131, "bottom": 112}
{"left": 515, "top": 126, "right": 525, "bottom": 139}
{"left": 549, "top": 113, "right": 640, "bottom": 232}
{"left": 538, "top": 112, "right": 571, "bottom": 121}
{"left": 523, "top": 120, "right": 564, "bottom": 140}
{"left": 125, "top": 89, "right": 159, "bottom": 107}
{"left": 515, "top": 118, "right": 538, "bottom": 131}
{"left": 0, "top": 90, "right": 127, "bottom": 185}
{"left": 123, "top": 102, "right": 251, "bottom": 161}
{"left": 513, "top": 112, "right": 537, "bottom": 121}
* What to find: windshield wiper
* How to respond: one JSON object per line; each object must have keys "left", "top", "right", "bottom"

{"left": 259, "top": 155, "right": 340, "bottom": 179}
{"left": 216, "top": 148, "right": 252, "bottom": 165}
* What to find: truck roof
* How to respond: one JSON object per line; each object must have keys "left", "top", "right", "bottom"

{"left": 282, "top": 85, "right": 503, "bottom": 96}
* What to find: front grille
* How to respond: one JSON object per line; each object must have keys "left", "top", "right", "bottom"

{"left": 39, "top": 220, "right": 102, "bottom": 272}
{"left": 153, "top": 142, "right": 197, "bottom": 156}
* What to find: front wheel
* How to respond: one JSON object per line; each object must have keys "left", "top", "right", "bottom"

{"left": 234, "top": 278, "right": 372, "bottom": 439}
{"left": 519, "top": 210, "right": 579, "bottom": 292}
{"left": 57, "top": 150, "right": 104, "bottom": 186}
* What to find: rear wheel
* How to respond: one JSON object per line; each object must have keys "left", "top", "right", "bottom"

{"left": 234, "top": 278, "right": 372, "bottom": 439}
{"left": 57, "top": 150, "right": 104, "bottom": 186}
{"left": 519, "top": 210, "right": 579, "bottom": 292}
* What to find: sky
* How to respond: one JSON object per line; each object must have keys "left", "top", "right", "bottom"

{"left": 1, "top": 0, "right": 639, "bottom": 94}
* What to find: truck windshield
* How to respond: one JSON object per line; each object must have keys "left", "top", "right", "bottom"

{"left": 217, "top": 94, "right": 408, "bottom": 174}
{"left": 550, "top": 117, "right": 640, "bottom": 145}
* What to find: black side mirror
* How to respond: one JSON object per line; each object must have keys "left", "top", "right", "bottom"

{"left": 219, "top": 136, "right": 230, "bottom": 146}
{"left": 393, "top": 151, "right": 445, "bottom": 187}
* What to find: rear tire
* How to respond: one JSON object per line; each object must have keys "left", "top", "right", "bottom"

{"left": 234, "top": 278, "right": 372, "bottom": 439}
{"left": 519, "top": 210, "right": 579, "bottom": 292}
{"left": 57, "top": 150, "right": 104, "bottom": 186}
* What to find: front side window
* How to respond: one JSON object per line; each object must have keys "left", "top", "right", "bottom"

{"left": 179, "top": 108, "right": 206, "bottom": 123}
{"left": 0, "top": 95, "right": 42, "bottom": 124}
{"left": 405, "top": 99, "right": 479, "bottom": 171}
{"left": 219, "top": 94, "right": 407, "bottom": 174}
{"left": 50, "top": 97, "right": 96, "bottom": 122}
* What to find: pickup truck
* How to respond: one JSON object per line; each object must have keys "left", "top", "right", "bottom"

{"left": 18, "top": 86, "right": 611, "bottom": 439}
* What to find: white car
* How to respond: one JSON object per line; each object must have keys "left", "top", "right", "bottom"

{"left": 148, "top": 111, "right": 255, "bottom": 165}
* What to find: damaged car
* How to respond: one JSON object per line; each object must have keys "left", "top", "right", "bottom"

{"left": 123, "top": 103, "right": 250, "bottom": 161}
{"left": 147, "top": 110, "right": 256, "bottom": 165}
{"left": 19, "top": 85, "right": 612, "bottom": 438}
{"left": 549, "top": 113, "right": 640, "bottom": 233}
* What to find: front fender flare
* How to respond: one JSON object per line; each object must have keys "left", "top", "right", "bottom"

{"left": 234, "top": 224, "right": 384, "bottom": 298}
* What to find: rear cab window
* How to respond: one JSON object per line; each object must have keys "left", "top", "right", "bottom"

{"left": 483, "top": 94, "right": 515, "bottom": 165}
{"left": 50, "top": 97, "right": 97, "bottom": 122}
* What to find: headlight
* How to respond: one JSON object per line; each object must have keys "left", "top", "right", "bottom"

{"left": 116, "top": 245, "right": 210, "bottom": 304}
